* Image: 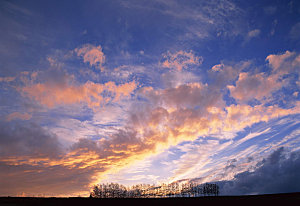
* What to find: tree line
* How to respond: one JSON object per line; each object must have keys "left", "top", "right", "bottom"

{"left": 90, "top": 182, "right": 219, "bottom": 198}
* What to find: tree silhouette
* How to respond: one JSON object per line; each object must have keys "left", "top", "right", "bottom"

{"left": 90, "top": 182, "right": 219, "bottom": 198}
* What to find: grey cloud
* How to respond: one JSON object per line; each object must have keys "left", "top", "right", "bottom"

{"left": 219, "top": 147, "right": 300, "bottom": 195}
{"left": 0, "top": 121, "right": 62, "bottom": 158}
{"left": 224, "top": 159, "right": 237, "bottom": 171}
{"left": 0, "top": 162, "right": 99, "bottom": 196}
{"left": 0, "top": 121, "right": 103, "bottom": 196}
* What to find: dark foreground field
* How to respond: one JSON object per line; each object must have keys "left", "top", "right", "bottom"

{"left": 1, "top": 193, "right": 300, "bottom": 205}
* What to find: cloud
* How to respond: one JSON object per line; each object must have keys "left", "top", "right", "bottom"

{"left": 139, "top": 82, "right": 223, "bottom": 109}
{"left": 0, "top": 76, "right": 15, "bottom": 82}
{"left": 161, "top": 51, "right": 203, "bottom": 71}
{"left": 161, "top": 70, "right": 201, "bottom": 88}
{"left": 121, "top": 0, "right": 245, "bottom": 39}
{"left": 75, "top": 44, "right": 106, "bottom": 71}
{"left": 0, "top": 120, "right": 139, "bottom": 196}
{"left": 169, "top": 139, "right": 228, "bottom": 182}
{"left": 0, "top": 121, "right": 62, "bottom": 158}
{"left": 265, "top": 50, "right": 296, "bottom": 72}
{"left": 290, "top": 22, "right": 300, "bottom": 40}
{"left": 18, "top": 70, "right": 137, "bottom": 109}
{"left": 247, "top": 29, "right": 260, "bottom": 38}
{"left": 5, "top": 112, "right": 32, "bottom": 121}
{"left": 165, "top": 114, "right": 300, "bottom": 186}
{"left": 219, "top": 148, "right": 300, "bottom": 195}
{"left": 264, "top": 6, "right": 277, "bottom": 15}
{"left": 224, "top": 103, "right": 300, "bottom": 132}
{"left": 227, "top": 72, "right": 281, "bottom": 102}
{"left": 2, "top": 50, "right": 299, "bottom": 196}
{"left": 228, "top": 51, "right": 300, "bottom": 103}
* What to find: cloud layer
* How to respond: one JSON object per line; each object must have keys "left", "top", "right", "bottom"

{"left": 0, "top": 43, "right": 299, "bottom": 196}
{"left": 219, "top": 148, "right": 300, "bottom": 195}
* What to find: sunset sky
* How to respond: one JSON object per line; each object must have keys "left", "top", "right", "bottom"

{"left": 0, "top": 0, "right": 300, "bottom": 197}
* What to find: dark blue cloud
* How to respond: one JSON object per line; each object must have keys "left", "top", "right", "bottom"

{"left": 219, "top": 147, "right": 300, "bottom": 195}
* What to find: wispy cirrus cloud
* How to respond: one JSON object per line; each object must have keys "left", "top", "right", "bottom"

{"left": 120, "top": 0, "right": 245, "bottom": 40}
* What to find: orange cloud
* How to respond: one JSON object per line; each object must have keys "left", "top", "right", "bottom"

{"left": 75, "top": 44, "right": 106, "bottom": 71}
{"left": 20, "top": 80, "right": 137, "bottom": 109}
{"left": 223, "top": 103, "right": 300, "bottom": 132}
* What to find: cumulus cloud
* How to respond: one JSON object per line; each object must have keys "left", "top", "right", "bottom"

{"left": 219, "top": 148, "right": 300, "bottom": 195}
{"left": 266, "top": 50, "right": 299, "bottom": 73}
{"left": 228, "top": 50, "right": 300, "bottom": 103}
{"left": 209, "top": 61, "right": 251, "bottom": 89}
{"left": 161, "top": 51, "right": 203, "bottom": 71}
{"left": 227, "top": 72, "right": 281, "bottom": 102}
{"left": 18, "top": 69, "right": 137, "bottom": 109}
{"left": 75, "top": 44, "right": 106, "bottom": 71}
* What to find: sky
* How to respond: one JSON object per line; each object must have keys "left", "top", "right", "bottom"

{"left": 0, "top": 0, "right": 300, "bottom": 197}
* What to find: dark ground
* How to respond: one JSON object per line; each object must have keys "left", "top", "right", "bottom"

{"left": 0, "top": 192, "right": 300, "bottom": 206}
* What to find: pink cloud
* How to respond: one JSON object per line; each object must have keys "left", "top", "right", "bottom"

{"left": 227, "top": 72, "right": 281, "bottom": 102}
{"left": 228, "top": 51, "right": 300, "bottom": 103}
{"left": 266, "top": 50, "right": 295, "bottom": 71}
{"left": 211, "top": 64, "right": 224, "bottom": 72}
{"left": 161, "top": 50, "right": 203, "bottom": 71}
{"left": 0, "top": 76, "right": 15, "bottom": 82}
